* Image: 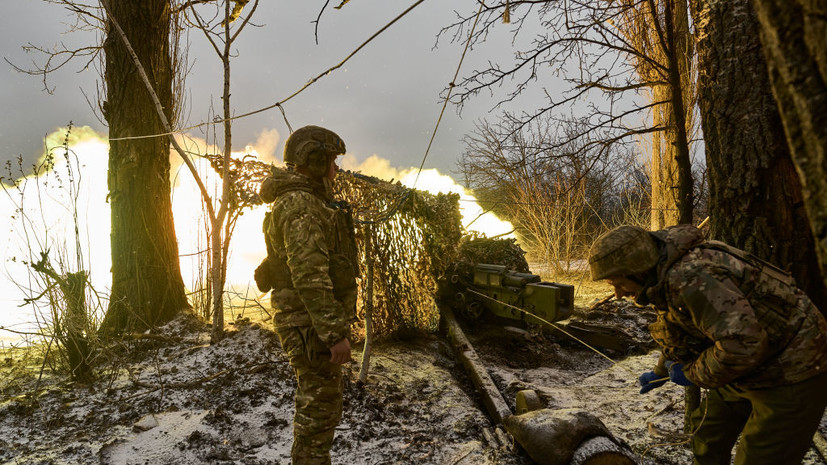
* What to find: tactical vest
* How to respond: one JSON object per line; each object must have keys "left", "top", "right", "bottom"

{"left": 701, "top": 241, "right": 802, "bottom": 351}
{"left": 254, "top": 189, "right": 359, "bottom": 304}
{"left": 649, "top": 241, "right": 803, "bottom": 363}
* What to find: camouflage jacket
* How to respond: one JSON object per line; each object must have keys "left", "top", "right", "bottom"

{"left": 261, "top": 169, "right": 359, "bottom": 347}
{"left": 641, "top": 225, "right": 827, "bottom": 389}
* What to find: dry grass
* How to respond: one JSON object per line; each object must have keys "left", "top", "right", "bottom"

{"left": 528, "top": 262, "right": 614, "bottom": 309}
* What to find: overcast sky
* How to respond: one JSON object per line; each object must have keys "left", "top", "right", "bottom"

{"left": 2, "top": 1, "right": 551, "bottom": 335}
{"left": 2, "top": 0, "right": 546, "bottom": 178}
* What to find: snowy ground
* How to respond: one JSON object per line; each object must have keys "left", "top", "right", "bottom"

{"left": 1, "top": 305, "right": 826, "bottom": 465}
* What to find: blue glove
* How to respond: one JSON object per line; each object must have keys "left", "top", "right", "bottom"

{"left": 638, "top": 371, "right": 667, "bottom": 394}
{"left": 665, "top": 361, "right": 694, "bottom": 386}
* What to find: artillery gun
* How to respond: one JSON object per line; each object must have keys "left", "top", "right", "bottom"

{"left": 438, "top": 262, "right": 641, "bottom": 464}
{"left": 439, "top": 262, "right": 647, "bottom": 353}
{"left": 440, "top": 263, "right": 574, "bottom": 326}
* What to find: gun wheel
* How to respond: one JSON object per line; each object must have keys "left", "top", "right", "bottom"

{"left": 460, "top": 300, "right": 485, "bottom": 320}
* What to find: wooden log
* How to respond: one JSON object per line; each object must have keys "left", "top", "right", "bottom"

{"left": 441, "top": 305, "right": 513, "bottom": 424}
{"left": 570, "top": 436, "right": 638, "bottom": 465}
{"left": 504, "top": 409, "right": 637, "bottom": 465}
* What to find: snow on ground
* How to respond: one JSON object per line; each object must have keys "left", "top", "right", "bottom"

{"left": 0, "top": 313, "right": 520, "bottom": 465}
{"left": 1, "top": 307, "right": 825, "bottom": 465}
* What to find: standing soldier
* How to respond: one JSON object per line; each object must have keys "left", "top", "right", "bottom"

{"left": 255, "top": 125, "right": 359, "bottom": 465}
{"left": 588, "top": 224, "right": 827, "bottom": 465}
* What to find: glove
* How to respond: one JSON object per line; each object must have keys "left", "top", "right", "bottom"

{"left": 638, "top": 371, "right": 668, "bottom": 394}
{"left": 665, "top": 361, "right": 694, "bottom": 386}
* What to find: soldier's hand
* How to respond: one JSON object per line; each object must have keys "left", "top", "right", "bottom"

{"left": 664, "top": 361, "right": 694, "bottom": 386}
{"left": 638, "top": 371, "right": 668, "bottom": 394}
{"left": 329, "top": 338, "right": 352, "bottom": 364}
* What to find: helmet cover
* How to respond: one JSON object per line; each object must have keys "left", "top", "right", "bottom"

{"left": 588, "top": 225, "right": 659, "bottom": 281}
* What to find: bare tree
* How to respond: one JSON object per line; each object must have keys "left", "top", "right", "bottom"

{"left": 443, "top": 0, "right": 699, "bottom": 227}
{"left": 180, "top": 0, "right": 261, "bottom": 341}
{"left": 16, "top": 0, "right": 261, "bottom": 338}
{"left": 460, "top": 117, "right": 647, "bottom": 274}
{"left": 613, "top": 0, "right": 696, "bottom": 228}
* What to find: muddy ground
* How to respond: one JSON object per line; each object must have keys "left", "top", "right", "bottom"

{"left": 1, "top": 298, "right": 826, "bottom": 465}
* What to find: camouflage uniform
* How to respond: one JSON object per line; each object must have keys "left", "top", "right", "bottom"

{"left": 259, "top": 168, "right": 358, "bottom": 465}
{"left": 640, "top": 225, "right": 827, "bottom": 465}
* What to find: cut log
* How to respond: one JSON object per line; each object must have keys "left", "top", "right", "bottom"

{"left": 570, "top": 436, "right": 638, "bottom": 465}
{"left": 504, "top": 408, "right": 637, "bottom": 465}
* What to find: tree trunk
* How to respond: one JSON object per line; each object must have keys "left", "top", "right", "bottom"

{"left": 646, "top": 0, "right": 695, "bottom": 229}
{"left": 650, "top": 86, "right": 681, "bottom": 230}
{"left": 750, "top": 0, "right": 827, "bottom": 309}
{"left": 101, "top": 0, "right": 189, "bottom": 333}
{"left": 690, "top": 0, "right": 827, "bottom": 312}
{"left": 211, "top": 0, "right": 234, "bottom": 343}
{"left": 663, "top": 0, "right": 694, "bottom": 225}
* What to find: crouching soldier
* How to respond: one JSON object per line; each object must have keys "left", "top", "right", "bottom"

{"left": 256, "top": 125, "right": 359, "bottom": 465}
{"left": 588, "top": 224, "right": 827, "bottom": 465}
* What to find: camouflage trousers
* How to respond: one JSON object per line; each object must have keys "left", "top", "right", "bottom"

{"left": 690, "top": 370, "right": 827, "bottom": 465}
{"left": 276, "top": 325, "right": 344, "bottom": 465}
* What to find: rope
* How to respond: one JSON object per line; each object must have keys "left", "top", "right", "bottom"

{"left": 464, "top": 288, "right": 637, "bottom": 377}
{"left": 411, "top": 0, "right": 485, "bottom": 189}
{"left": 641, "top": 390, "right": 709, "bottom": 458}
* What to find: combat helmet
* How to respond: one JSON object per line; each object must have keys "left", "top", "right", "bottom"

{"left": 588, "top": 225, "right": 659, "bottom": 281}
{"left": 283, "top": 125, "right": 346, "bottom": 177}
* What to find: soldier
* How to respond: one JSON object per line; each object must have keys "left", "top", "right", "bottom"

{"left": 588, "top": 224, "right": 827, "bottom": 465}
{"left": 255, "top": 125, "right": 359, "bottom": 465}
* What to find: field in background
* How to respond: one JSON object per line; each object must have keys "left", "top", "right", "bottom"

{"left": 528, "top": 261, "right": 614, "bottom": 309}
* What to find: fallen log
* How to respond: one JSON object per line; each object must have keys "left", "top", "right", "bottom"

{"left": 442, "top": 305, "right": 511, "bottom": 424}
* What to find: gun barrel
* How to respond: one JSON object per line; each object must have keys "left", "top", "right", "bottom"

{"left": 502, "top": 271, "right": 541, "bottom": 288}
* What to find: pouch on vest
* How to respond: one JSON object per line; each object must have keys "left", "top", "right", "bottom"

{"left": 331, "top": 203, "right": 360, "bottom": 278}
{"left": 327, "top": 202, "right": 359, "bottom": 322}
{"left": 254, "top": 257, "right": 273, "bottom": 292}
{"left": 254, "top": 255, "right": 294, "bottom": 293}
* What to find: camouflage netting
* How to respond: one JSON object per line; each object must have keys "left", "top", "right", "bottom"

{"left": 450, "top": 236, "right": 530, "bottom": 274}
{"left": 210, "top": 156, "right": 463, "bottom": 340}
{"left": 336, "top": 172, "right": 463, "bottom": 339}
